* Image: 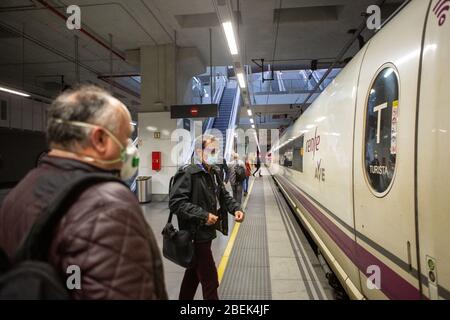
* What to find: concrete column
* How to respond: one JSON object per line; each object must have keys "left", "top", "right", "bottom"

{"left": 138, "top": 45, "right": 205, "bottom": 199}
{"left": 140, "top": 44, "right": 205, "bottom": 111}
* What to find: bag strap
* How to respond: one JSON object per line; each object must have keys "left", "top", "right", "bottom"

{"left": 14, "top": 173, "right": 125, "bottom": 262}
{"left": 212, "top": 168, "right": 225, "bottom": 191}
{"left": 167, "top": 176, "right": 175, "bottom": 224}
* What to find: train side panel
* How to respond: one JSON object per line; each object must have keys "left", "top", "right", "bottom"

{"left": 271, "top": 0, "right": 448, "bottom": 300}
{"left": 352, "top": 0, "right": 431, "bottom": 300}
{"left": 417, "top": 0, "right": 450, "bottom": 300}
{"left": 271, "top": 44, "right": 368, "bottom": 298}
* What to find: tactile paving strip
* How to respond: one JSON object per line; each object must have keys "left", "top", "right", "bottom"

{"left": 218, "top": 179, "right": 272, "bottom": 299}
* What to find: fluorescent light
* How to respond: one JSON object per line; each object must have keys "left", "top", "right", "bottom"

{"left": 130, "top": 121, "right": 137, "bottom": 126}
{"left": 250, "top": 118, "right": 254, "bottom": 124}
{"left": 0, "top": 86, "right": 30, "bottom": 97}
{"left": 222, "top": 21, "right": 238, "bottom": 55}
{"left": 247, "top": 109, "right": 252, "bottom": 116}
{"left": 237, "top": 72, "right": 246, "bottom": 88}
{"left": 251, "top": 125, "right": 255, "bottom": 129}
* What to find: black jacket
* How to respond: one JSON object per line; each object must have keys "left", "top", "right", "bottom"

{"left": 169, "top": 163, "right": 242, "bottom": 242}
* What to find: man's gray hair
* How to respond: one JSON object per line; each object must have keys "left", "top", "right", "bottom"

{"left": 47, "top": 84, "right": 121, "bottom": 150}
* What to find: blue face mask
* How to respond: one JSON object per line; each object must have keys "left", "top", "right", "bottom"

{"left": 205, "top": 153, "right": 219, "bottom": 166}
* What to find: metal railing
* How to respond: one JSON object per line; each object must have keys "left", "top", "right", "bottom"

{"left": 185, "top": 75, "right": 229, "bottom": 165}
{"left": 248, "top": 69, "right": 341, "bottom": 105}
{"left": 204, "top": 75, "right": 228, "bottom": 132}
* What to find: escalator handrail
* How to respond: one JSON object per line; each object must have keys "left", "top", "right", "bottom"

{"left": 185, "top": 77, "right": 228, "bottom": 165}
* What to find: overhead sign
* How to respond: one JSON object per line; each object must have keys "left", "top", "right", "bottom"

{"left": 170, "top": 104, "right": 218, "bottom": 119}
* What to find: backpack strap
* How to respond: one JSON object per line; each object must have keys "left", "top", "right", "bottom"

{"left": 14, "top": 172, "right": 125, "bottom": 263}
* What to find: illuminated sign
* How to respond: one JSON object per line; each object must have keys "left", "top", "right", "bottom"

{"left": 170, "top": 104, "right": 218, "bottom": 119}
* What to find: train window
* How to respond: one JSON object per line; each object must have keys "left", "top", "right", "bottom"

{"left": 280, "top": 135, "right": 304, "bottom": 172}
{"left": 292, "top": 135, "right": 304, "bottom": 172}
{"left": 364, "top": 66, "right": 399, "bottom": 196}
{"left": 280, "top": 147, "right": 293, "bottom": 167}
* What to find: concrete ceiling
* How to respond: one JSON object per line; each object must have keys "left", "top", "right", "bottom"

{"left": 0, "top": 0, "right": 405, "bottom": 123}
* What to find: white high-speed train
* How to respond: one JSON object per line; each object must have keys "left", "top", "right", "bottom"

{"left": 269, "top": 0, "right": 449, "bottom": 300}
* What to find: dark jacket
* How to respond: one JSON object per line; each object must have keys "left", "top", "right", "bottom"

{"left": 169, "top": 163, "right": 242, "bottom": 242}
{"left": 0, "top": 156, "right": 167, "bottom": 300}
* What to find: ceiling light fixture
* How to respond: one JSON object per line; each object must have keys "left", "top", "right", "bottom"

{"left": 0, "top": 86, "right": 30, "bottom": 97}
{"left": 237, "top": 72, "right": 246, "bottom": 88}
{"left": 222, "top": 21, "right": 238, "bottom": 55}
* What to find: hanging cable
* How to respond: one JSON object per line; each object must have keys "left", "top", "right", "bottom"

{"left": 266, "top": 0, "right": 283, "bottom": 105}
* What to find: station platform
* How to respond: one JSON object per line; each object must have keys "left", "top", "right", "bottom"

{"left": 142, "top": 168, "right": 335, "bottom": 300}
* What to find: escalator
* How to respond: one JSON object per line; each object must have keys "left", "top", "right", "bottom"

{"left": 212, "top": 86, "right": 237, "bottom": 142}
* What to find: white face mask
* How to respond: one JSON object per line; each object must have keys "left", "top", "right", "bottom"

{"left": 53, "top": 119, "right": 139, "bottom": 180}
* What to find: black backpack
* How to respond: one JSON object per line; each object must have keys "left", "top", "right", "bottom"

{"left": 234, "top": 165, "right": 246, "bottom": 183}
{"left": 0, "top": 173, "right": 124, "bottom": 300}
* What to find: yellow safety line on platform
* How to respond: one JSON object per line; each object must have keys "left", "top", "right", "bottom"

{"left": 217, "top": 177, "right": 256, "bottom": 284}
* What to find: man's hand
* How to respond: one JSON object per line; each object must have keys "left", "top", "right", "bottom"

{"left": 205, "top": 213, "right": 218, "bottom": 226}
{"left": 234, "top": 211, "right": 245, "bottom": 223}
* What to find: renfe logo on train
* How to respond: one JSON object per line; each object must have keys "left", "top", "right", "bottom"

{"left": 306, "top": 127, "right": 320, "bottom": 159}
{"left": 364, "top": 66, "right": 399, "bottom": 195}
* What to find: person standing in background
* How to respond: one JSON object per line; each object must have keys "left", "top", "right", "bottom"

{"left": 169, "top": 135, "right": 244, "bottom": 300}
{"left": 244, "top": 156, "right": 252, "bottom": 197}
{"left": 228, "top": 153, "right": 246, "bottom": 205}
{"left": 252, "top": 151, "right": 262, "bottom": 177}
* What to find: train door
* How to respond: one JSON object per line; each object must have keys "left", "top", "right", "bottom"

{"left": 352, "top": 0, "right": 431, "bottom": 299}
{"left": 416, "top": 0, "right": 450, "bottom": 300}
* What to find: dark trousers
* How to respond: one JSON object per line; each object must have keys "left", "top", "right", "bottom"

{"left": 232, "top": 183, "right": 243, "bottom": 205}
{"left": 252, "top": 165, "right": 261, "bottom": 176}
{"left": 179, "top": 241, "right": 219, "bottom": 300}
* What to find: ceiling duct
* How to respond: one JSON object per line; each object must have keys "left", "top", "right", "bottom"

{"left": 273, "top": 5, "right": 343, "bottom": 24}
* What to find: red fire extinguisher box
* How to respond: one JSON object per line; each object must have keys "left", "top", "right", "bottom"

{"left": 152, "top": 151, "right": 161, "bottom": 171}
